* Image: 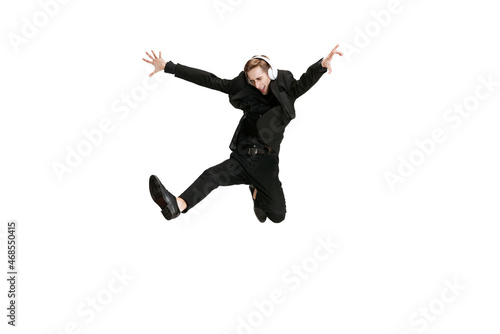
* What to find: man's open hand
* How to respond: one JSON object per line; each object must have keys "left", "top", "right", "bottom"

{"left": 142, "top": 50, "right": 166, "bottom": 77}
{"left": 321, "top": 44, "right": 343, "bottom": 74}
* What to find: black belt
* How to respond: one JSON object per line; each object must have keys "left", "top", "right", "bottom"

{"left": 241, "top": 144, "right": 273, "bottom": 155}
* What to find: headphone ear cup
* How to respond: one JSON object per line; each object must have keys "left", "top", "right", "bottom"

{"left": 269, "top": 67, "right": 279, "bottom": 80}
{"left": 268, "top": 67, "right": 275, "bottom": 80}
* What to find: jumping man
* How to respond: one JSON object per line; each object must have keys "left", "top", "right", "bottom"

{"left": 143, "top": 45, "right": 343, "bottom": 223}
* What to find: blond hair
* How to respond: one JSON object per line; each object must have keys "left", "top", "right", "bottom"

{"left": 244, "top": 55, "right": 271, "bottom": 75}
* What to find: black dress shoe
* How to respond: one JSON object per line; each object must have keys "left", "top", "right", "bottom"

{"left": 249, "top": 185, "right": 267, "bottom": 223}
{"left": 149, "top": 175, "right": 180, "bottom": 220}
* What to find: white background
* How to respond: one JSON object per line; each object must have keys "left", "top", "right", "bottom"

{"left": 1, "top": 0, "right": 499, "bottom": 333}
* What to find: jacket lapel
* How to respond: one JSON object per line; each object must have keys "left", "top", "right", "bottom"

{"left": 270, "top": 80, "right": 295, "bottom": 120}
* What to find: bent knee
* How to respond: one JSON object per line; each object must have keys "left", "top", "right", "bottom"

{"left": 266, "top": 209, "right": 286, "bottom": 223}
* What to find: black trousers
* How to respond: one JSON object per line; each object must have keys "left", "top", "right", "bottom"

{"left": 179, "top": 150, "right": 286, "bottom": 223}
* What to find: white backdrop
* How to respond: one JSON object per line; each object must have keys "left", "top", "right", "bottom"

{"left": 1, "top": 0, "right": 499, "bottom": 333}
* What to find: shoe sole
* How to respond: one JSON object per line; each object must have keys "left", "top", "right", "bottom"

{"left": 149, "top": 175, "right": 167, "bottom": 208}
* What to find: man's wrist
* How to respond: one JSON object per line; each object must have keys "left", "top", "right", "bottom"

{"left": 319, "top": 58, "right": 327, "bottom": 73}
{"left": 164, "top": 61, "right": 177, "bottom": 74}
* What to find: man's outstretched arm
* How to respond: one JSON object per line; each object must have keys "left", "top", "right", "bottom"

{"left": 288, "top": 44, "right": 343, "bottom": 99}
{"left": 142, "top": 50, "right": 241, "bottom": 95}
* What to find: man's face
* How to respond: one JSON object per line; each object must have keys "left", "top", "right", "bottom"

{"left": 247, "top": 66, "right": 271, "bottom": 95}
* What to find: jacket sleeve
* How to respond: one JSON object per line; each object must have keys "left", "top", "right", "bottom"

{"left": 287, "top": 58, "right": 328, "bottom": 99}
{"left": 173, "top": 63, "right": 241, "bottom": 95}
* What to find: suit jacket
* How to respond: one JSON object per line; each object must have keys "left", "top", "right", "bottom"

{"left": 173, "top": 58, "right": 327, "bottom": 153}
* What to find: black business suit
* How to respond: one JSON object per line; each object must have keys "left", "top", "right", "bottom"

{"left": 166, "top": 58, "right": 328, "bottom": 222}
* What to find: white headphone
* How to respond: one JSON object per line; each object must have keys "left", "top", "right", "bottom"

{"left": 251, "top": 55, "right": 278, "bottom": 80}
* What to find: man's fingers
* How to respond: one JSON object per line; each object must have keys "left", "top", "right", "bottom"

{"left": 322, "top": 44, "right": 341, "bottom": 74}
{"left": 142, "top": 58, "right": 153, "bottom": 64}
{"left": 330, "top": 44, "right": 342, "bottom": 58}
{"left": 327, "top": 64, "right": 332, "bottom": 74}
{"left": 327, "top": 45, "right": 339, "bottom": 59}
{"left": 146, "top": 51, "right": 154, "bottom": 60}
{"left": 326, "top": 62, "right": 332, "bottom": 74}
{"left": 151, "top": 50, "right": 158, "bottom": 58}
